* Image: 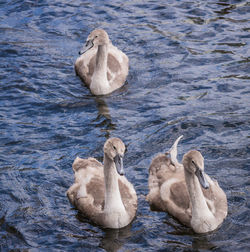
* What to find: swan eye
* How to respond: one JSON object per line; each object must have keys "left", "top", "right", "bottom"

{"left": 113, "top": 146, "right": 117, "bottom": 151}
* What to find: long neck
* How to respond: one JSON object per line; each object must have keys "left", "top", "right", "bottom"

{"left": 103, "top": 153, "right": 125, "bottom": 213}
{"left": 95, "top": 44, "right": 108, "bottom": 74}
{"left": 185, "top": 170, "right": 210, "bottom": 218}
{"left": 90, "top": 44, "right": 110, "bottom": 95}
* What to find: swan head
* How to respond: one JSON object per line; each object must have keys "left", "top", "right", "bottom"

{"left": 182, "top": 150, "right": 210, "bottom": 189}
{"left": 79, "top": 29, "right": 110, "bottom": 55}
{"left": 104, "top": 138, "right": 126, "bottom": 176}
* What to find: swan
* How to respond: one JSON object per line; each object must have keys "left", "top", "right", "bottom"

{"left": 74, "top": 29, "right": 129, "bottom": 95}
{"left": 147, "top": 136, "right": 227, "bottom": 233}
{"left": 67, "top": 138, "right": 137, "bottom": 229}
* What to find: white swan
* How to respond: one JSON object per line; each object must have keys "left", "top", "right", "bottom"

{"left": 67, "top": 138, "right": 137, "bottom": 229}
{"left": 147, "top": 136, "right": 227, "bottom": 233}
{"left": 75, "top": 29, "right": 129, "bottom": 95}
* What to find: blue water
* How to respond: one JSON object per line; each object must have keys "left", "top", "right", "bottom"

{"left": 0, "top": 0, "right": 249, "bottom": 251}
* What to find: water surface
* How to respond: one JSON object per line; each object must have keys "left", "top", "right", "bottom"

{"left": 0, "top": 0, "right": 250, "bottom": 251}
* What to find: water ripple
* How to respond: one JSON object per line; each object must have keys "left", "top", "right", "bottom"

{"left": 0, "top": 0, "right": 249, "bottom": 251}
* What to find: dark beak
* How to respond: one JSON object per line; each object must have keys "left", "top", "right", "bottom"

{"left": 114, "top": 154, "right": 124, "bottom": 176}
{"left": 195, "top": 168, "right": 209, "bottom": 189}
{"left": 79, "top": 39, "right": 94, "bottom": 55}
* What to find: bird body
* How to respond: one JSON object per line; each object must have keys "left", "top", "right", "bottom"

{"left": 67, "top": 138, "right": 137, "bottom": 229}
{"left": 147, "top": 136, "right": 227, "bottom": 233}
{"left": 75, "top": 29, "right": 129, "bottom": 95}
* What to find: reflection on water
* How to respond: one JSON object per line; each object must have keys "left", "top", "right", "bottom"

{"left": 100, "top": 225, "right": 133, "bottom": 252}
{"left": 95, "top": 97, "right": 111, "bottom": 120}
{"left": 75, "top": 212, "right": 133, "bottom": 252}
{"left": 93, "top": 97, "right": 116, "bottom": 139}
{"left": 192, "top": 235, "right": 217, "bottom": 251}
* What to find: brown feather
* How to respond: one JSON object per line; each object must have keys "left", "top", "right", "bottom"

{"left": 170, "top": 182, "right": 190, "bottom": 210}
{"left": 86, "top": 177, "right": 105, "bottom": 209}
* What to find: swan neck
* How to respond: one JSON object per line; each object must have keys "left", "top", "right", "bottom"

{"left": 103, "top": 153, "right": 125, "bottom": 212}
{"left": 90, "top": 44, "right": 110, "bottom": 95}
{"left": 185, "top": 170, "right": 209, "bottom": 217}
{"left": 95, "top": 44, "right": 108, "bottom": 73}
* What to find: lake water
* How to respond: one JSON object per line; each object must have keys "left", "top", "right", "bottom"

{"left": 0, "top": 0, "right": 249, "bottom": 251}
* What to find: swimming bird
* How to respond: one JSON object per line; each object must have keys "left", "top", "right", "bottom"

{"left": 147, "top": 136, "right": 227, "bottom": 233}
{"left": 67, "top": 138, "right": 137, "bottom": 229}
{"left": 75, "top": 29, "right": 129, "bottom": 95}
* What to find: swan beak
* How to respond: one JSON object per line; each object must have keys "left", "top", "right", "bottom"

{"left": 195, "top": 168, "right": 210, "bottom": 189}
{"left": 79, "top": 39, "right": 94, "bottom": 55}
{"left": 114, "top": 154, "right": 124, "bottom": 176}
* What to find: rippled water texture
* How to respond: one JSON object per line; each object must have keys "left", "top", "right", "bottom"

{"left": 0, "top": 0, "right": 250, "bottom": 251}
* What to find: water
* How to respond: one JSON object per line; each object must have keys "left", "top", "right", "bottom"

{"left": 0, "top": 0, "right": 249, "bottom": 251}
